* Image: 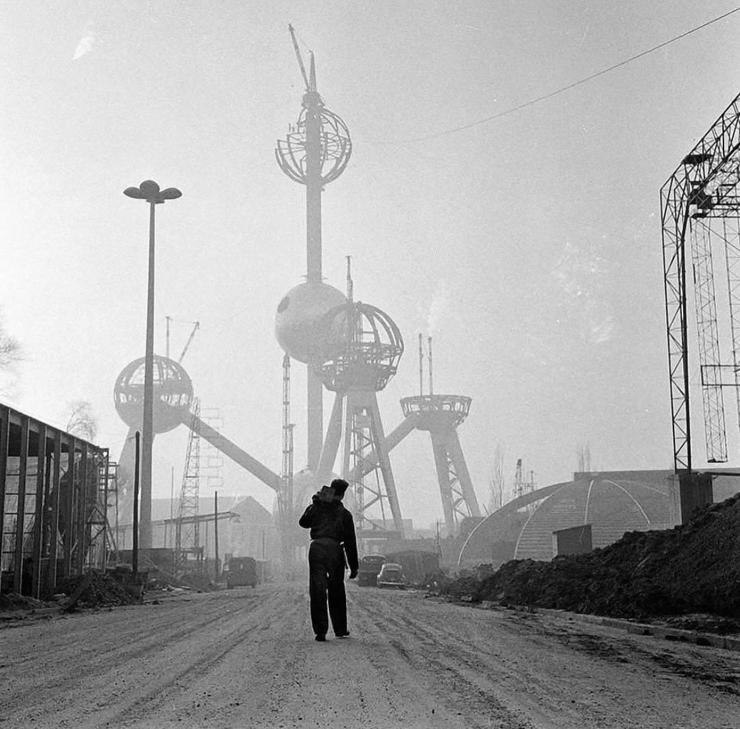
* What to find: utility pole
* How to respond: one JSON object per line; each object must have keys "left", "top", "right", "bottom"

{"left": 214, "top": 491, "right": 219, "bottom": 582}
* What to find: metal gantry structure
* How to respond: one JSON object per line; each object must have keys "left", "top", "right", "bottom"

{"left": 175, "top": 399, "right": 202, "bottom": 571}
{"left": 279, "top": 353, "right": 296, "bottom": 568}
{"left": 661, "top": 91, "right": 740, "bottom": 472}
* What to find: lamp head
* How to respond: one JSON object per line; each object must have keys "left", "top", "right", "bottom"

{"left": 123, "top": 180, "right": 182, "bottom": 203}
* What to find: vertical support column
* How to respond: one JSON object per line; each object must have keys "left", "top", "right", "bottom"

{"left": 307, "top": 372, "right": 323, "bottom": 472}
{"left": 13, "top": 415, "right": 29, "bottom": 592}
{"left": 47, "top": 431, "right": 62, "bottom": 591}
{"left": 430, "top": 430, "right": 455, "bottom": 533}
{"left": 661, "top": 178, "right": 693, "bottom": 472}
{"left": 78, "top": 442, "right": 89, "bottom": 569}
{"left": 63, "top": 438, "right": 76, "bottom": 578}
{"left": 305, "top": 66, "right": 324, "bottom": 472}
{"left": 140, "top": 202, "right": 156, "bottom": 551}
{"left": 40, "top": 435, "right": 53, "bottom": 588}
{"left": 368, "top": 395, "right": 403, "bottom": 534}
{"left": 723, "top": 217, "right": 740, "bottom": 431}
{"left": 305, "top": 81, "right": 323, "bottom": 284}
{"left": 102, "top": 449, "right": 111, "bottom": 568}
{"left": 0, "top": 406, "right": 8, "bottom": 595}
{"left": 341, "top": 395, "right": 353, "bottom": 482}
{"left": 32, "top": 425, "right": 47, "bottom": 598}
{"left": 689, "top": 217, "right": 727, "bottom": 461}
{"left": 447, "top": 430, "right": 481, "bottom": 517}
{"left": 317, "top": 393, "right": 344, "bottom": 480}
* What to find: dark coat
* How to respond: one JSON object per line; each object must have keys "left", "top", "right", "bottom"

{"left": 299, "top": 500, "right": 359, "bottom": 573}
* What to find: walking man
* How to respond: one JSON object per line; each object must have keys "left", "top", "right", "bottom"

{"left": 298, "top": 478, "right": 358, "bottom": 641}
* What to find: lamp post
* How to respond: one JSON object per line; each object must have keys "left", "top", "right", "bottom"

{"left": 123, "top": 180, "right": 182, "bottom": 549}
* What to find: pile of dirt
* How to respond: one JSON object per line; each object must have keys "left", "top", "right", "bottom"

{"left": 442, "top": 493, "right": 740, "bottom": 621}
{"left": 55, "top": 572, "right": 141, "bottom": 609}
{"left": 0, "top": 592, "right": 49, "bottom": 612}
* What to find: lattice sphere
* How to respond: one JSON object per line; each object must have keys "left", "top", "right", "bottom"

{"left": 316, "top": 302, "right": 404, "bottom": 392}
{"left": 275, "top": 106, "right": 352, "bottom": 186}
{"left": 114, "top": 356, "right": 194, "bottom": 433}
{"left": 275, "top": 282, "right": 348, "bottom": 363}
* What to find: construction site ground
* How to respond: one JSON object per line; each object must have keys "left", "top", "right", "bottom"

{"left": 2, "top": 582, "right": 738, "bottom": 729}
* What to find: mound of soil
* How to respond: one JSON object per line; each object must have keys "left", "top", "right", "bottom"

{"left": 55, "top": 572, "right": 141, "bottom": 609}
{"left": 442, "top": 493, "right": 740, "bottom": 621}
{"left": 0, "top": 593, "right": 48, "bottom": 612}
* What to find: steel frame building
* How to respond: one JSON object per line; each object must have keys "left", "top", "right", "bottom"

{"left": 661, "top": 91, "right": 740, "bottom": 472}
{"left": 0, "top": 403, "right": 112, "bottom": 597}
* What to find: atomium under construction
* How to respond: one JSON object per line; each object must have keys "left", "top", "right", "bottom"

{"left": 272, "top": 28, "right": 482, "bottom": 545}
{"left": 111, "top": 28, "right": 484, "bottom": 571}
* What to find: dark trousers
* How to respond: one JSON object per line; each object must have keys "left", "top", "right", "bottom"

{"left": 308, "top": 539, "right": 347, "bottom": 636}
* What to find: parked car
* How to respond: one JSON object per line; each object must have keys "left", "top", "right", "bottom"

{"left": 384, "top": 550, "right": 440, "bottom": 586}
{"left": 376, "top": 562, "right": 406, "bottom": 589}
{"left": 357, "top": 554, "right": 386, "bottom": 587}
{"left": 225, "top": 556, "right": 258, "bottom": 588}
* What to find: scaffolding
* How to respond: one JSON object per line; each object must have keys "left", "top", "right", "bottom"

{"left": 175, "top": 400, "right": 203, "bottom": 572}
{"left": 0, "top": 403, "right": 110, "bottom": 597}
{"left": 661, "top": 91, "right": 740, "bottom": 471}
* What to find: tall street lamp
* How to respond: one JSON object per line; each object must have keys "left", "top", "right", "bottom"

{"left": 123, "top": 180, "right": 182, "bottom": 549}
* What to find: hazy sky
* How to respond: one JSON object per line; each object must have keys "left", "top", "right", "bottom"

{"left": 2, "top": 1, "right": 740, "bottom": 527}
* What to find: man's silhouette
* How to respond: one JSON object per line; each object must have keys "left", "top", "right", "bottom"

{"left": 298, "top": 478, "right": 358, "bottom": 641}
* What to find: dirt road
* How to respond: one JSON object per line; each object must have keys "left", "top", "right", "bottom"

{"left": 1, "top": 582, "right": 737, "bottom": 728}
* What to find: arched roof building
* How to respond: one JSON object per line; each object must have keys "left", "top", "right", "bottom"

{"left": 458, "top": 471, "right": 679, "bottom": 567}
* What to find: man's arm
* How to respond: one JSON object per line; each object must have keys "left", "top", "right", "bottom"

{"left": 298, "top": 503, "right": 317, "bottom": 528}
{"left": 342, "top": 511, "right": 359, "bottom": 575}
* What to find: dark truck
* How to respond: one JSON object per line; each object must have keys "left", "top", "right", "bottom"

{"left": 225, "top": 556, "right": 259, "bottom": 588}
{"left": 384, "top": 550, "right": 440, "bottom": 587}
{"left": 357, "top": 554, "right": 386, "bottom": 587}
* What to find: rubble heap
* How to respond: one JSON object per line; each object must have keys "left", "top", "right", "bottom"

{"left": 0, "top": 593, "right": 48, "bottom": 612}
{"left": 55, "top": 572, "right": 140, "bottom": 609}
{"left": 443, "top": 493, "right": 740, "bottom": 620}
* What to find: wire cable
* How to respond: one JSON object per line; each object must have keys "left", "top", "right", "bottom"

{"left": 386, "top": 6, "right": 740, "bottom": 144}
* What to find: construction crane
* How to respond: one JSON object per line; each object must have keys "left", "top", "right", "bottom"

{"left": 165, "top": 316, "right": 200, "bottom": 363}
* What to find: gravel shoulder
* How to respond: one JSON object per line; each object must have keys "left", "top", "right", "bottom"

{"left": 1, "top": 582, "right": 737, "bottom": 728}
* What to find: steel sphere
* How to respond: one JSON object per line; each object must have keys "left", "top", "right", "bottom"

{"left": 114, "top": 356, "right": 194, "bottom": 433}
{"left": 316, "top": 301, "right": 404, "bottom": 391}
{"left": 275, "top": 107, "right": 352, "bottom": 186}
{"left": 275, "top": 282, "right": 347, "bottom": 363}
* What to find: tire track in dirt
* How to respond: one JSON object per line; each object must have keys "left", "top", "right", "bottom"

{"left": 1, "top": 592, "right": 262, "bottom": 714}
{"left": 4, "top": 581, "right": 739, "bottom": 729}
{"left": 105, "top": 584, "right": 309, "bottom": 729}
{"left": 0, "top": 589, "right": 270, "bottom": 728}
{"left": 351, "top": 588, "right": 740, "bottom": 729}
{"left": 349, "top": 590, "right": 536, "bottom": 729}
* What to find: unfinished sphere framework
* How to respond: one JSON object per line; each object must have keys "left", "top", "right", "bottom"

{"left": 315, "top": 299, "right": 405, "bottom": 537}
{"left": 112, "top": 355, "right": 283, "bottom": 551}
{"left": 661, "top": 91, "right": 740, "bottom": 471}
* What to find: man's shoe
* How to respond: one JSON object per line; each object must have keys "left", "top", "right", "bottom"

{"left": 315, "top": 634, "right": 326, "bottom": 642}
{"left": 335, "top": 631, "right": 350, "bottom": 638}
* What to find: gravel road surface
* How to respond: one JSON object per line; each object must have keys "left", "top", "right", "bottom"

{"left": 1, "top": 582, "right": 737, "bottom": 728}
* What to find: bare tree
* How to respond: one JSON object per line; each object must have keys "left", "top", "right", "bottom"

{"left": 488, "top": 444, "right": 505, "bottom": 512}
{"left": 66, "top": 400, "right": 98, "bottom": 441}
{"left": 0, "top": 314, "right": 21, "bottom": 394}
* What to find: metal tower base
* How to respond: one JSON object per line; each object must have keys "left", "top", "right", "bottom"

{"left": 401, "top": 395, "right": 481, "bottom": 533}
{"left": 318, "top": 390, "right": 404, "bottom": 536}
